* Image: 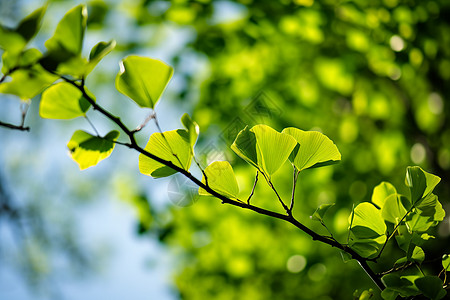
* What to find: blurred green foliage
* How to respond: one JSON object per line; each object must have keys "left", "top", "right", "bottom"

{"left": 121, "top": 0, "right": 450, "bottom": 298}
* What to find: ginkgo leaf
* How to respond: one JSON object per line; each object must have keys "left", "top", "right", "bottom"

{"left": 311, "top": 203, "right": 335, "bottom": 222}
{"left": 16, "top": 5, "right": 47, "bottom": 42}
{"left": 231, "top": 125, "right": 296, "bottom": 177}
{"left": 381, "top": 194, "right": 408, "bottom": 225}
{"left": 45, "top": 4, "right": 87, "bottom": 56}
{"left": 39, "top": 82, "right": 92, "bottom": 119}
{"left": 443, "top": 254, "right": 450, "bottom": 271}
{"left": 198, "top": 161, "right": 239, "bottom": 199}
{"left": 67, "top": 130, "right": 119, "bottom": 170}
{"left": 138, "top": 129, "right": 192, "bottom": 178}
{"left": 282, "top": 127, "right": 341, "bottom": 171}
{"left": 405, "top": 166, "right": 440, "bottom": 206}
{"left": 231, "top": 126, "right": 258, "bottom": 170}
{"left": 115, "top": 55, "right": 173, "bottom": 108}
{"left": 85, "top": 40, "right": 116, "bottom": 75}
{"left": 181, "top": 113, "right": 199, "bottom": 149}
{"left": 371, "top": 181, "right": 397, "bottom": 209}
{"left": 252, "top": 125, "right": 297, "bottom": 176}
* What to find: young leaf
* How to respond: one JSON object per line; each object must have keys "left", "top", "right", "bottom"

{"left": 45, "top": 5, "right": 87, "bottom": 56}
{"left": 409, "top": 246, "right": 425, "bottom": 263}
{"left": 348, "top": 202, "right": 386, "bottom": 258}
{"left": 138, "top": 129, "right": 192, "bottom": 178}
{"left": 371, "top": 181, "right": 397, "bottom": 209}
{"left": 0, "top": 66, "right": 57, "bottom": 100}
{"left": 414, "top": 276, "right": 447, "bottom": 300}
{"left": 252, "top": 125, "right": 297, "bottom": 176}
{"left": 311, "top": 203, "right": 335, "bottom": 222}
{"left": 442, "top": 254, "right": 450, "bottom": 271}
{"left": 115, "top": 56, "right": 173, "bottom": 109}
{"left": 381, "top": 288, "right": 399, "bottom": 300}
{"left": 282, "top": 127, "right": 341, "bottom": 171}
{"left": 39, "top": 82, "right": 92, "bottom": 119}
{"left": 198, "top": 161, "right": 239, "bottom": 199}
{"left": 16, "top": 5, "right": 47, "bottom": 42}
{"left": 85, "top": 40, "right": 116, "bottom": 75}
{"left": 181, "top": 113, "right": 200, "bottom": 150}
{"left": 405, "top": 166, "right": 440, "bottom": 206}
{"left": 231, "top": 126, "right": 259, "bottom": 170}
{"left": 381, "top": 274, "right": 420, "bottom": 297}
{"left": 381, "top": 194, "right": 408, "bottom": 225}
{"left": 67, "top": 130, "right": 119, "bottom": 170}
{"left": 415, "top": 193, "right": 445, "bottom": 222}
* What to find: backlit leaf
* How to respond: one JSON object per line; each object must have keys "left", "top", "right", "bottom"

{"left": 442, "top": 254, "right": 450, "bottom": 271}
{"left": 39, "top": 82, "right": 92, "bottom": 119}
{"left": 181, "top": 113, "right": 199, "bottom": 149}
{"left": 85, "top": 40, "right": 116, "bottom": 75}
{"left": 371, "top": 181, "right": 397, "bottom": 209}
{"left": 381, "top": 194, "right": 408, "bottom": 225}
{"left": 405, "top": 166, "right": 440, "bottom": 206}
{"left": 282, "top": 127, "right": 341, "bottom": 171}
{"left": 231, "top": 126, "right": 258, "bottom": 170}
{"left": 115, "top": 55, "right": 173, "bottom": 108}
{"left": 311, "top": 203, "right": 335, "bottom": 222}
{"left": 67, "top": 130, "right": 119, "bottom": 170}
{"left": 138, "top": 129, "right": 192, "bottom": 178}
{"left": 198, "top": 161, "right": 239, "bottom": 199}
{"left": 16, "top": 5, "right": 47, "bottom": 42}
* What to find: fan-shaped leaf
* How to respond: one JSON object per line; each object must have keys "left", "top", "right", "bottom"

{"left": 139, "top": 129, "right": 192, "bottom": 178}
{"left": 415, "top": 276, "right": 446, "bottom": 300}
{"left": 198, "top": 161, "right": 239, "bottom": 199}
{"left": 67, "top": 130, "right": 119, "bottom": 170}
{"left": 45, "top": 5, "right": 87, "bottom": 56}
{"left": 39, "top": 82, "right": 92, "bottom": 119}
{"left": 16, "top": 5, "right": 47, "bottom": 42}
{"left": 231, "top": 126, "right": 258, "bottom": 169}
{"left": 115, "top": 56, "right": 173, "bottom": 108}
{"left": 382, "top": 194, "right": 408, "bottom": 225}
{"left": 442, "top": 254, "right": 450, "bottom": 271}
{"left": 282, "top": 127, "right": 341, "bottom": 171}
{"left": 311, "top": 203, "right": 335, "bottom": 222}
{"left": 85, "top": 40, "right": 116, "bottom": 75}
{"left": 181, "top": 113, "right": 199, "bottom": 149}
{"left": 372, "top": 181, "right": 397, "bottom": 209}
{"left": 405, "top": 166, "right": 440, "bottom": 206}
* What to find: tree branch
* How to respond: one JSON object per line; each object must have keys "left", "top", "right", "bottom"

{"left": 0, "top": 120, "right": 30, "bottom": 131}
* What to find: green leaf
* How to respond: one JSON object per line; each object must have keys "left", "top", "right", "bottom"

{"left": 39, "top": 82, "right": 92, "bottom": 119}
{"left": 311, "top": 203, "right": 335, "bottom": 222}
{"left": 45, "top": 5, "right": 87, "bottom": 56}
{"left": 416, "top": 193, "right": 445, "bottom": 222}
{"left": 381, "top": 274, "right": 420, "bottom": 297}
{"left": 198, "top": 161, "right": 239, "bottom": 199}
{"left": 282, "top": 127, "right": 341, "bottom": 171}
{"left": 181, "top": 113, "right": 200, "bottom": 149}
{"left": 0, "top": 26, "right": 26, "bottom": 53}
{"left": 409, "top": 246, "right": 425, "bottom": 263}
{"left": 381, "top": 288, "right": 399, "bottom": 300}
{"left": 231, "top": 126, "right": 258, "bottom": 169}
{"left": 16, "top": 5, "right": 47, "bottom": 42}
{"left": 381, "top": 194, "right": 408, "bottom": 225}
{"left": 67, "top": 130, "right": 119, "bottom": 170}
{"left": 415, "top": 276, "right": 446, "bottom": 300}
{"left": 138, "top": 129, "right": 192, "bottom": 178}
{"left": 371, "top": 181, "right": 397, "bottom": 209}
{"left": 252, "top": 125, "right": 297, "bottom": 176}
{"left": 405, "top": 166, "right": 440, "bottom": 206}
{"left": 85, "top": 40, "right": 116, "bottom": 75}
{"left": 406, "top": 212, "right": 435, "bottom": 233}
{"left": 1, "top": 48, "right": 42, "bottom": 74}
{"left": 0, "top": 65, "right": 57, "bottom": 99}
{"left": 115, "top": 55, "right": 173, "bottom": 108}
{"left": 349, "top": 202, "right": 386, "bottom": 258}
{"left": 443, "top": 254, "right": 450, "bottom": 271}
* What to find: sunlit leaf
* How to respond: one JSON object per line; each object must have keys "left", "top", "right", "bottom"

{"left": 371, "top": 181, "right": 397, "bottom": 209}
{"left": 406, "top": 213, "right": 435, "bottom": 233}
{"left": 405, "top": 166, "right": 440, "bottom": 206}
{"left": 181, "top": 113, "right": 199, "bottom": 149}
{"left": 45, "top": 4, "right": 87, "bottom": 56}
{"left": 348, "top": 202, "right": 386, "bottom": 258}
{"left": 39, "top": 82, "right": 92, "bottom": 119}
{"left": 409, "top": 246, "right": 425, "bottom": 263}
{"left": 381, "top": 288, "right": 399, "bottom": 300}
{"left": 415, "top": 193, "right": 445, "bottom": 222}
{"left": 115, "top": 55, "right": 173, "bottom": 108}
{"left": 252, "top": 125, "right": 297, "bottom": 176}
{"left": 381, "top": 274, "right": 420, "bottom": 297}
{"left": 282, "top": 127, "right": 341, "bottom": 171}
{"left": 1, "top": 48, "right": 42, "bottom": 74}
{"left": 85, "top": 40, "right": 116, "bottom": 75}
{"left": 414, "top": 276, "right": 446, "bottom": 300}
{"left": 138, "top": 129, "right": 192, "bottom": 178}
{"left": 311, "top": 203, "right": 335, "bottom": 222}
{"left": 231, "top": 126, "right": 258, "bottom": 170}
{"left": 0, "top": 26, "right": 26, "bottom": 53}
{"left": 443, "top": 254, "right": 450, "bottom": 271}
{"left": 67, "top": 130, "right": 119, "bottom": 170}
{"left": 198, "top": 161, "right": 239, "bottom": 199}
{"left": 0, "top": 65, "right": 57, "bottom": 99}
{"left": 381, "top": 194, "right": 408, "bottom": 225}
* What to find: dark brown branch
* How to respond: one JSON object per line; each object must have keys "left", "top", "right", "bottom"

{"left": 0, "top": 121, "right": 30, "bottom": 131}
{"left": 247, "top": 171, "right": 259, "bottom": 204}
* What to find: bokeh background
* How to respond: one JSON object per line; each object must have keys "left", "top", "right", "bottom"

{"left": 1, "top": 0, "right": 449, "bottom": 299}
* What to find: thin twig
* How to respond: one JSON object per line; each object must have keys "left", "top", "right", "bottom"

{"left": 132, "top": 112, "right": 155, "bottom": 133}
{"left": 85, "top": 115, "right": 100, "bottom": 136}
{"left": 247, "top": 171, "right": 259, "bottom": 204}
{"left": 193, "top": 155, "right": 208, "bottom": 186}
{"left": 0, "top": 121, "right": 30, "bottom": 131}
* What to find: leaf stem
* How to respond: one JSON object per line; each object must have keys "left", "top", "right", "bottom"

{"left": 247, "top": 171, "right": 259, "bottom": 204}
{"left": 290, "top": 167, "right": 299, "bottom": 212}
